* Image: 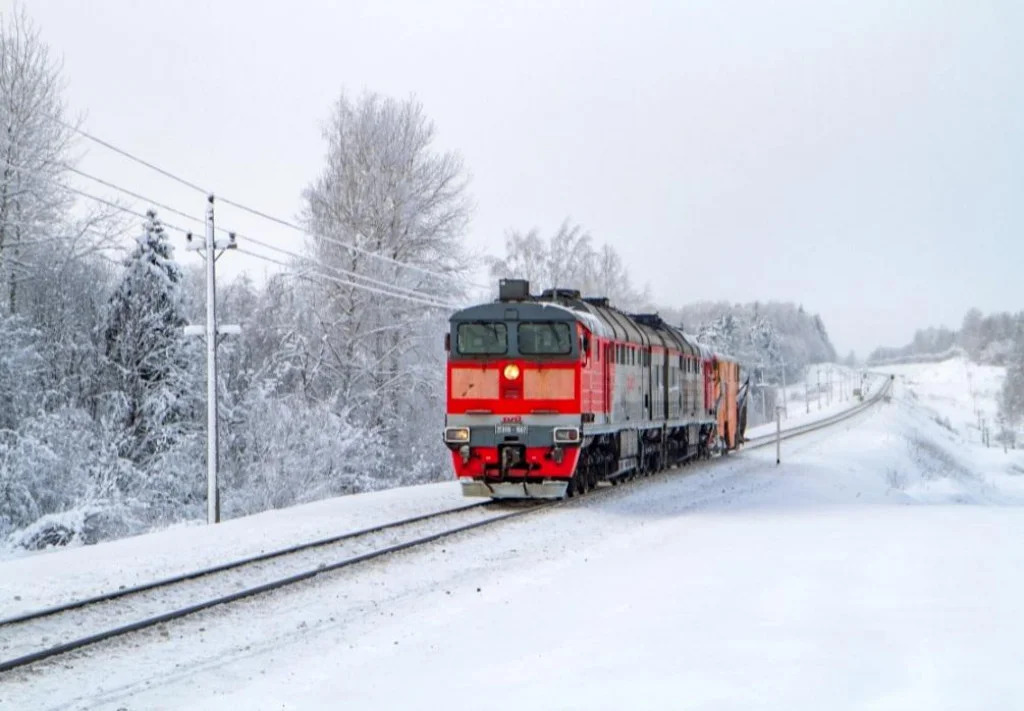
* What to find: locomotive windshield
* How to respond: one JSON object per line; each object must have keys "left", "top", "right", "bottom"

{"left": 456, "top": 322, "right": 507, "bottom": 354}
{"left": 518, "top": 322, "right": 572, "bottom": 355}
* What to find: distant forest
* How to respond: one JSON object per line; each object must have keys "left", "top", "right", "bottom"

{"left": 868, "top": 309, "right": 1024, "bottom": 446}
{"left": 661, "top": 301, "right": 838, "bottom": 382}
{"left": 488, "top": 225, "right": 840, "bottom": 386}
{"left": 868, "top": 309, "right": 1024, "bottom": 366}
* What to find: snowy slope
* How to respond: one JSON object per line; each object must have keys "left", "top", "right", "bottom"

{"left": 2, "top": 357, "right": 1023, "bottom": 710}
{"left": 887, "top": 358, "right": 1007, "bottom": 447}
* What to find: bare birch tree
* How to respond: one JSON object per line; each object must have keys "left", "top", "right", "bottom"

{"left": 489, "top": 220, "right": 649, "bottom": 309}
{"left": 301, "top": 91, "right": 472, "bottom": 436}
{"left": 0, "top": 7, "right": 77, "bottom": 314}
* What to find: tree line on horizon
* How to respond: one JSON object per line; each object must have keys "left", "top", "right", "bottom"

{"left": 868, "top": 308, "right": 1024, "bottom": 445}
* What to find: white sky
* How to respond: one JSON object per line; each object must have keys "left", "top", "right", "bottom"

{"left": 6, "top": 0, "right": 1022, "bottom": 357}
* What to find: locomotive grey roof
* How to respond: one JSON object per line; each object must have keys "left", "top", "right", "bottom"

{"left": 451, "top": 300, "right": 614, "bottom": 337}
{"left": 457, "top": 280, "right": 731, "bottom": 361}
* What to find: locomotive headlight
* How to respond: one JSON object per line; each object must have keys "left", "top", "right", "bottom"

{"left": 503, "top": 363, "right": 521, "bottom": 381}
{"left": 553, "top": 427, "right": 580, "bottom": 443}
{"left": 444, "top": 426, "right": 471, "bottom": 443}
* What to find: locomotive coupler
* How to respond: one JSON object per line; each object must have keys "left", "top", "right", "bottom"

{"left": 499, "top": 444, "right": 524, "bottom": 479}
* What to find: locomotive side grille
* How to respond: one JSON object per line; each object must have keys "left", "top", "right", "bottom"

{"left": 450, "top": 367, "right": 500, "bottom": 399}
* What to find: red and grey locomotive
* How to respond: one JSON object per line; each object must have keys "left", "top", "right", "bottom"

{"left": 444, "top": 279, "right": 747, "bottom": 499}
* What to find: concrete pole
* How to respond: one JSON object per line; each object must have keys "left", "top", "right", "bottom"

{"left": 204, "top": 195, "right": 220, "bottom": 524}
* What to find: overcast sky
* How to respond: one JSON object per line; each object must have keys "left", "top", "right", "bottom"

{"left": 7, "top": 0, "right": 1022, "bottom": 357}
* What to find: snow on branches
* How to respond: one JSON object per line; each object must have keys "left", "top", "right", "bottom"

{"left": 102, "top": 210, "right": 200, "bottom": 467}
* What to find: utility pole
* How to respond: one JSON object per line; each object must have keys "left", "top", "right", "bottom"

{"left": 779, "top": 356, "right": 788, "bottom": 419}
{"left": 817, "top": 367, "right": 822, "bottom": 410}
{"left": 185, "top": 195, "right": 239, "bottom": 524}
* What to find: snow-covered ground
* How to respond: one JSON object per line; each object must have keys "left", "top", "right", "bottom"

{"left": 2, "top": 357, "right": 1023, "bottom": 710}
{"left": 745, "top": 366, "right": 881, "bottom": 439}
{"left": 887, "top": 358, "right": 1009, "bottom": 447}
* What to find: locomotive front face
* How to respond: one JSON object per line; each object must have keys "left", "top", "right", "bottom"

{"left": 444, "top": 303, "right": 584, "bottom": 499}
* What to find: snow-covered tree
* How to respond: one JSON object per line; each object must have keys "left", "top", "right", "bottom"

{"left": 102, "top": 210, "right": 198, "bottom": 466}
{"left": 0, "top": 314, "right": 44, "bottom": 430}
{"left": 489, "top": 221, "right": 649, "bottom": 310}
{"left": 0, "top": 7, "right": 78, "bottom": 314}
{"left": 696, "top": 314, "right": 767, "bottom": 365}
{"left": 670, "top": 301, "right": 836, "bottom": 376}
{"left": 869, "top": 310, "right": 1023, "bottom": 366}
{"left": 998, "top": 328, "right": 1024, "bottom": 433}
{"left": 489, "top": 229, "right": 548, "bottom": 288}
{"left": 300, "top": 90, "right": 471, "bottom": 480}
{"left": 591, "top": 242, "right": 649, "bottom": 310}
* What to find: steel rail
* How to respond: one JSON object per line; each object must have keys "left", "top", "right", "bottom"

{"left": 0, "top": 500, "right": 490, "bottom": 627}
{"left": 743, "top": 377, "right": 891, "bottom": 450}
{"left": 0, "top": 377, "right": 891, "bottom": 674}
{"left": 0, "top": 502, "right": 555, "bottom": 674}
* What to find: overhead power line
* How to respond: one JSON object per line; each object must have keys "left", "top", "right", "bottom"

{"left": 41, "top": 112, "right": 487, "bottom": 289}
{"left": 63, "top": 165, "right": 207, "bottom": 228}
{"left": 4, "top": 155, "right": 465, "bottom": 307}
{"left": 221, "top": 196, "right": 485, "bottom": 289}
{"left": 62, "top": 185, "right": 195, "bottom": 235}
{"left": 0, "top": 156, "right": 195, "bottom": 235}
{"left": 241, "top": 233, "right": 462, "bottom": 307}
{"left": 44, "top": 113, "right": 209, "bottom": 195}
{"left": 236, "top": 247, "right": 460, "bottom": 310}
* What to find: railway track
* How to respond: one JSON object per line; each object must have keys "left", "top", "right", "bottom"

{"left": 743, "top": 375, "right": 891, "bottom": 450}
{"left": 0, "top": 375, "right": 891, "bottom": 675}
{"left": 0, "top": 500, "right": 552, "bottom": 674}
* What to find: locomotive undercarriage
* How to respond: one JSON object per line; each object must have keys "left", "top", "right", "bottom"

{"left": 563, "top": 422, "right": 718, "bottom": 497}
{"left": 460, "top": 421, "right": 722, "bottom": 500}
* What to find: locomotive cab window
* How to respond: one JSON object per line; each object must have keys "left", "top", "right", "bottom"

{"left": 518, "top": 322, "right": 572, "bottom": 355}
{"left": 456, "top": 322, "right": 507, "bottom": 355}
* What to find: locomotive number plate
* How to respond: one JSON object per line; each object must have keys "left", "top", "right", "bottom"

{"left": 495, "top": 423, "right": 528, "bottom": 436}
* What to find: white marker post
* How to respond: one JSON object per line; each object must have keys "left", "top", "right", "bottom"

{"left": 775, "top": 406, "right": 782, "bottom": 465}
